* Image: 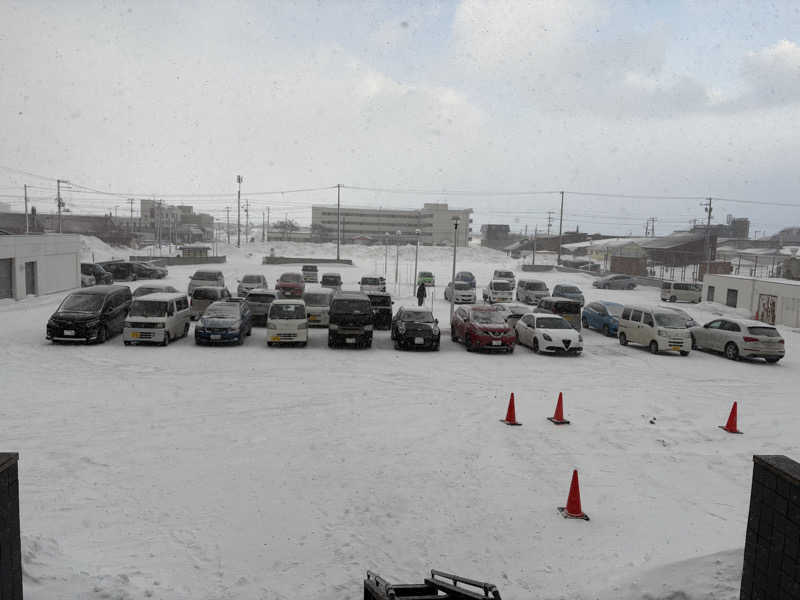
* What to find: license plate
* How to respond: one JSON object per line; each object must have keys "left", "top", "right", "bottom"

{"left": 346, "top": 337, "right": 355, "bottom": 344}
{"left": 211, "top": 334, "right": 221, "bottom": 340}
{"left": 131, "top": 332, "right": 140, "bottom": 339}
{"left": 309, "top": 315, "right": 318, "bottom": 321}
{"left": 492, "top": 340, "right": 502, "bottom": 346}
{"left": 671, "top": 346, "right": 680, "bottom": 351}
{"left": 271, "top": 336, "right": 280, "bottom": 342}
{"left": 414, "top": 337, "right": 424, "bottom": 344}
{"left": 63, "top": 330, "right": 75, "bottom": 336}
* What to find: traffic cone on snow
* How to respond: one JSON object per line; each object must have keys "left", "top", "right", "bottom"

{"left": 558, "top": 469, "right": 589, "bottom": 521}
{"left": 719, "top": 401, "right": 743, "bottom": 434}
{"left": 547, "top": 392, "right": 570, "bottom": 425}
{"left": 500, "top": 393, "right": 522, "bottom": 426}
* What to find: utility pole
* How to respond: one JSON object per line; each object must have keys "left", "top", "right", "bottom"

{"left": 546, "top": 211, "right": 554, "bottom": 237}
{"left": 413, "top": 228, "right": 420, "bottom": 295}
{"left": 245, "top": 198, "right": 250, "bottom": 245}
{"left": 703, "top": 197, "right": 713, "bottom": 274}
{"left": 262, "top": 211, "right": 265, "bottom": 243}
{"left": 236, "top": 175, "right": 243, "bottom": 248}
{"left": 336, "top": 184, "right": 341, "bottom": 261}
{"left": 128, "top": 198, "right": 135, "bottom": 232}
{"left": 56, "top": 179, "right": 67, "bottom": 233}
{"left": 395, "top": 230, "right": 401, "bottom": 289}
{"left": 450, "top": 219, "right": 459, "bottom": 321}
{"left": 266, "top": 207, "right": 270, "bottom": 243}
{"left": 225, "top": 207, "right": 231, "bottom": 244}
{"left": 24, "top": 185, "right": 29, "bottom": 234}
{"left": 556, "top": 191, "right": 565, "bottom": 266}
{"left": 531, "top": 226, "right": 537, "bottom": 265}
{"left": 384, "top": 232, "right": 389, "bottom": 275}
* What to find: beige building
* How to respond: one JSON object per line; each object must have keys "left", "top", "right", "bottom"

{"left": 311, "top": 203, "right": 473, "bottom": 246}
{"left": 0, "top": 234, "right": 81, "bottom": 300}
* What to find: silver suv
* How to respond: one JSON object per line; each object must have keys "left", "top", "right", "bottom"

{"left": 516, "top": 279, "right": 549, "bottom": 304}
{"left": 188, "top": 270, "right": 225, "bottom": 295}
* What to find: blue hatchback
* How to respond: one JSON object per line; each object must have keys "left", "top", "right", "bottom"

{"left": 581, "top": 301, "right": 623, "bottom": 336}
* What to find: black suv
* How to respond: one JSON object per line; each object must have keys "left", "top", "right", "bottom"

{"left": 80, "top": 263, "right": 113, "bottom": 285}
{"left": 367, "top": 292, "right": 393, "bottom": 330}
{"left": 328, "top": 291, "right": 374, "bottom": 348}
{"left": 391, "top": 306, "right": 441, "bottom": 351}
{"left": 46, "top": 285, "right": 132, "bottom": 344}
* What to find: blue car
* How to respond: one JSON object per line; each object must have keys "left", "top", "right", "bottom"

{"left": 194, "top": 300, "right": 253, "bottom": 345}
{"left": 581, "top": 301, "right": 623, "bottom": 337}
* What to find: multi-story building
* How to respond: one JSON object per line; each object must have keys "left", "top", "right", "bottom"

{"left": 137, "top": 200, "right": 214, "bottom": 243}
{"left": 311, "top": 203, "right": 473, "bottom": 246}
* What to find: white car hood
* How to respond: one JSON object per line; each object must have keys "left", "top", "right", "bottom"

{"left": 539, "top": 327, "right": 580, "bottom": 341}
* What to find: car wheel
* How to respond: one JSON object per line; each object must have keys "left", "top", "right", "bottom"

{"left": 602, "top": 323, "right": 610, "bottom": 337}
{"left": 124, "top": 341, "right": 131, "bottom": 346}
{"left": 725, "top": 342, "right": 740, "bottom": 361}
{"left": 765, "top": 357, "right": 781, "bottom": 363}
{"left": 394, "top": 339, "right": 401, "bottom": 350}
{"left": 183, "top": 323, "right": 190, "bottom": 338}
{"left": 533, "top": 338, "right": 540, "bottom": 353}
{"left": 465, "top": 334, "right": 474, "bottom": 352}
{"left": 649, "top": 340, "right": 659, "bottom": 354}
{"left": 670, "top": 295, "right": 677, "bottom": 302}
{"left": 96, "top": 326, "right": 108, "bottom": 344}
{"left": 433, "top": 344, "right": 440, "bottom": 351}
{"left": 247, "top": 326, "right": 252, "bottom": 337}
{"left": 507, "top": 346, "right": 514, "bottom": 354}
{"left": 619, "top": 332, "right": 628, "bottom": 346}
{"left": 680, "top": 351, "right": 690, "bottom": 356}
{"left": 237, "top": 334, "right": 244, "bottom": 346}
{"left": 300, "top": 341, "right": 307, "bottom": 348}
{"left": 582, "top": 317, "right": 589, "bottom": 328}
{"left": 162, "top": 332, "right": 170, "bottom": 347}
{"left": 627, "top": 284, "right": 635, "bottom": 290}
{"left": 691, "top": 334, "right": 697, "bottom": 350}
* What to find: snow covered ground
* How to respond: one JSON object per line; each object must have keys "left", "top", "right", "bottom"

{"left": 4, "top": 239, "right": 797, "bottom": 599}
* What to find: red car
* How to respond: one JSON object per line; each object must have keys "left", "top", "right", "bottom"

{"left": 276, "top": 272, "right": 305, "bottom": 298}
{"left": 451, "top": 305, "right": 516, "bottom": 353}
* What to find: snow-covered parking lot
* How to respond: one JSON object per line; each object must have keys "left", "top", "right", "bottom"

{"left": 4, "top": 241, "right": 797, "bottom": 599}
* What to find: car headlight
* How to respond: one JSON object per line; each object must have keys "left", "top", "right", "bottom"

{"left": 364, "top": 324, "right": 374, "bottom": 331}
{"left": 228, "top": 322, "right": 241, "bottom": 331}
{"left": 329, "top": 323, "right": 338, "bottom": 330}
{"left": 155, "top": 323, "right": 166, "bottom": 328}
{"left": 398, "top": 322, "right": 406, "bottom": 333}
{"left": 298, "top": 322, "right": 308, "bottom": 329}
{"left": 657, "top": 329, "right": 666, "bottom": 337}
{"left": 85, "top": 319, "right": 100, "bottom": 328}
{"left": 432, "top": 326, "right": 440, "bottom": 335}
{"left": 543, "top": 333, "right": 552, "bottom": 341}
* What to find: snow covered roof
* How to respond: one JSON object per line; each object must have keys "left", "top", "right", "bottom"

{"left": 562, "top": 237, "right": 647, "bottom": 250}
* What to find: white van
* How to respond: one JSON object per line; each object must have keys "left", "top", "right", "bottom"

{"left": 124, "top": 292, "right": 191, "bottom": 346}
{"left": 483, "top": 279, "right": 514, "bottom": 303}
{"left": 618, "top": 304, "right": 692, "bottom": 355}
{"left": 267, "top": 299, "right": 309, "bottom": 347}
{"left": 359, "top": 275, "right": 385, "bottom": 293}
{"left": 660, "top": 281, "right": 702, "bottom": 303}
{"left": 492, "top": 269, "right": 516, "bottom": 287}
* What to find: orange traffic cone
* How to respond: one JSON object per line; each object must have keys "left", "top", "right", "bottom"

{"left": 547, "top": 392, "right": 570, "bottom": 425}
{"left": 719, "top": 401, "right": 743, "bottom": 434}
{"left": 500, "top": 393, "right": 522, "bottom": 426}
{"left": 558, "top": 469, "right": 589, "bottom": 521}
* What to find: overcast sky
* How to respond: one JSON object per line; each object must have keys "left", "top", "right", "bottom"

{"left": 1, "top": 0, "right": 800, "bottom": 236}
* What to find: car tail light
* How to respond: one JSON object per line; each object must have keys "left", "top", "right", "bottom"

{"left": 742, "top": 336, "right": 758, "bottom": 343}
{"left": 780, "top": 339, "right": 785, "bottom": 344}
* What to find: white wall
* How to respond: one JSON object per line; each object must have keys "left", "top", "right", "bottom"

{"left": 703, "top": 274, "right": 800, "bottom": 327}
{"left": 0, "top": 234, "right": 81, "bottom": 299}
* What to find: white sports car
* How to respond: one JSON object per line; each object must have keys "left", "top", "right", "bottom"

{"left": 515, "top": 313, "right": 583, "bottom": 354}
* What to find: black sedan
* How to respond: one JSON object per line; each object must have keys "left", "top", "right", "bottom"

{"left": 390, "top": 307, "right": 440, "bottom": 351}
{"left": 194, "top": 300, "right": 253, "bottom": 345}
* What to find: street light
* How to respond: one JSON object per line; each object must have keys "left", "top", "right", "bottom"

{"left": 450, "top": 218, "right": 460, "bottom": 321}
{"left": 384, "top": 232, "right": 390, "bottom": 276}
{"left": 413, "top": 228, "right": 421, "bottom": 295}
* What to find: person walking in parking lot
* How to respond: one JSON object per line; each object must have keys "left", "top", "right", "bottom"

{"left": 416, "top": 281, "right": 427, "bottom": 307}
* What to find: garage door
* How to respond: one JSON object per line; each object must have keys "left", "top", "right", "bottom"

{"left": 0, "top": 259, "right": 11, "bottom": 299}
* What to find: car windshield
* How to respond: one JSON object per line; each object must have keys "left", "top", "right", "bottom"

{"left": 193, "top": 271, "right": 219, "bottom": 281}
{"left": 401, "top": 310, "right": 433, "bottom": 322}
{"left": 129, "top": 300, "right": 167, "bottom": 317}
{"left": 322, "top": 276, "right": 340, "bottom": 284}
{"left": 205, "top": 304, "right": 238, "bottom": 318}
{"left": 369, "top": 296, "right": 391, "bottom": 307}
{"left": 496, "top": 271, "right": 513, "bottom": 278}
{"left": 456, "top": 272, "right": 474, "bottom": 281}
{"left": 748, "top": 326, "right": 780, "bottom": 338}
{"left": 59, "top": 294, "right": 104, "bottom": 313}
{"left": 605, "top": 304, "right": 623, "bottom": 317}
{"left": 280, "top": 273, "right": 303, "bottom": 282}
{"left": 537, "top": 317, "right": 571, "bottom": 329}
{"left": 492, "top": 281, "right": 512, "bottom": 291}
{"left": 242, "top": 275, "right": 261, "bottom": 283}
{"left": 248, "top": 293, "right": 275, "bottom": 303}
{"left": 528, "top": 281, "right": 547, "bottom": 290}
{"left": 454, "top": 282, "right": 471, "bottom": 290}
{"left": 419, "top": 272, "right": 432, "bottom": 277}
{"left": 303, "top": 293, "right": 330, "bottom": 306}
{"left": 362, "top": 277, "right": 381, "bottom": 285}
{"left": 302, "top": 266, "right": 317, "bottom": 271}
{"left": 551, "top": 301, "right": 580, "bottom": 314}
{"left": 193, "top": 288, "right": 221, "bottom": 300}
{"left": 560, "top": 286, "right": 581, "bottom": 293}
{"left": 654, "top": 312, "right": 689, "bottom": 328}
{"left": 270, "top": 303, "right": 304, "bottom": 319}
{"left": 471, "top": 310, "right": 506, "bottom": 324}
{"left": 331, "top": 299, "right": 371, "bottom": 314}
{"left": 81, "top": 264, "right": 91, "bottom": 274}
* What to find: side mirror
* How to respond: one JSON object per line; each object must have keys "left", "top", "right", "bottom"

{"left": 704, "top": 323, "right": 710, "bottom": 328}
{"left": 435, "top": 319, "right": 439, "bottom": 324}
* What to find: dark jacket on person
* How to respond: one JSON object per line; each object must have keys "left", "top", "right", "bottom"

{"left": 416, "top": 283, "right": 427, "bottom": 300}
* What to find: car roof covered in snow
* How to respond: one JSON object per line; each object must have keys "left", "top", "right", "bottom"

{"left": 70, "top": 285, "right": 129, "bottom": 295}
{"left": 131, "top": 292, "right": 185, "bottom": 302}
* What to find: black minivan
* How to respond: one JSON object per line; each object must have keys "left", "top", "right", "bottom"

{"left": 46, "top": 285, "right": 132, "bottom": 344}
{"left": 328, "top": 291, "right": 374, "bottom": 348}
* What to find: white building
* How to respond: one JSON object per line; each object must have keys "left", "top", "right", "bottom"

{"left": 0, "top": 234, "right": 81, "bottom": 300}
{"left": 311, "top": 203, "right": 473, "bottom": 246}
{"left": 703, "top": 273, "right": 800, "bottom": 327}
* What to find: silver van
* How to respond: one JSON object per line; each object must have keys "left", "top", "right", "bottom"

{"left": 188, "top": 270, "right": 225, "bottom": 295}
{"left": 618, "top": 304, "right": 692, "bottom": 355}
{"left": 191, "top": 286, "right": 231, "bottom": 319}
{"left": 303, "top": 289, "right": 333, "bottom": 327}
{"left": 124, "top": 292, "right": 191, "bottom": 346}
{"left": 516, "top": 279, "right": 549, "bottom": 304}
{"left": 661, "top": 281, "right": 702, "bottom": 303}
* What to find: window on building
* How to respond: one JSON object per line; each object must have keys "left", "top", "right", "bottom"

{"left": 726, "top": 288, "right": 738, "bottom": 307}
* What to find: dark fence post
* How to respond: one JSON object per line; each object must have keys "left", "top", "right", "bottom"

{"left": 741, "top": 455, "right": 800, "bottom": 599}
{"left": 0, "top": 453, "right": 21, "bottom": 600}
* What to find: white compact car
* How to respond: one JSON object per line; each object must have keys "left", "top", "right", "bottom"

{"left": 444, "top": 281, "right": 476, "bottom": 303}
{"left": 483, "top": 279, "right": 514, "bottom": 303}
{"left": 266, "top": 299, "right": 308, "bottom": 347}
{"left": 514, "top": 313, "right": 583, "bottom": 354}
